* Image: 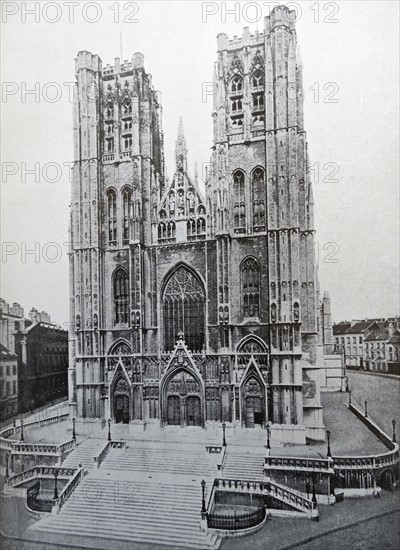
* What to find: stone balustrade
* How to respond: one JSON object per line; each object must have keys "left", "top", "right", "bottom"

{"left": 7, "top": 465, "right": 77, "bottom": 487}
{"left": 211, "top": 478, "right": 316, "bottom": 515}
{"left": 53, "top": 467, "right": 85, "bottom": 514}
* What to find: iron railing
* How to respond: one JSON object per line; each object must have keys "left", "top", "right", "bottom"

{"left": 207, "top": 506, "right": 265, "bottom": 530}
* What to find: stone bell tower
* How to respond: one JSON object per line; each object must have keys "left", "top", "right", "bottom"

{"left": 69, "top": 50, "right": 164, "bottom": 421}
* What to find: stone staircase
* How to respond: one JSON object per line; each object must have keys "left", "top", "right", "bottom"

{"left": 102, "top": 440, "right": 214, "bottom": 477}
{"left": 223, "top": 449, "right": 265, "bottom": 481}
{"left": 62, "top": 438, "right": 105, "bottom": 470}
{"left": 31, "top": 438, "right": 221, "bottom": 549}
{"left": 230, "top": 426, "right": 266, "bottom": 448}
{"left": 222, "top": 428, "right": 266, "bottom": 481}
{"left": 31, "top": 475, "right": 220, "bottom": 548}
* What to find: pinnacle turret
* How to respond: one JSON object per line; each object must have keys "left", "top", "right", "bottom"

{"left": 175, "top": 117, "right": 188, "bottom": 172}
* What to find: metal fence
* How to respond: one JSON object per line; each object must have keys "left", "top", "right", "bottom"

{"left": 207, "top": 506, "right": 265, "bottom": 530}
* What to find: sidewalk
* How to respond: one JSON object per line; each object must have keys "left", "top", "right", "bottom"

{"left": 222, "top": 490, "right": 400, "bottom": 550}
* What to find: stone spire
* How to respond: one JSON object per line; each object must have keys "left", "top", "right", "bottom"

{"left": 175, "top": 117, "right": 187, "bottom": 172}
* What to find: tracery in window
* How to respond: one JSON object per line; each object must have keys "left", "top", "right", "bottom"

{"left": 241, "top": 257, "right": 260, "bottom": 318}
{"left": 252, "top": 168, "right": 265, "bottom": 230}
{"left": 113, "top": 268, "right": 129, "bottom": 326}
{"left": 163, "top": 266, "right": 205, "bottom": 352}
{"left": 107, "top": 189, "right": 117, "bottom": 244}
{"left": 122, "top": 187, "right": 131, "bottom": 244}
{"left": 233, "top": 170, "right": 246, "bottom": 231}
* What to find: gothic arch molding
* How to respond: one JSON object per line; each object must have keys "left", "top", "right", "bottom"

{"left": 108, "top": 338, "right": 132, "bottom": 356}
{"left": 160, "top": 364, "right": 205, "bottom": 428}
{"left": 239, "top": 358, "right": 267, "bottom": 428}
{"left": 111, "top": 370, "right": 132, "bottom": 424}
{"left": 237, "top": 334, "right": 268, "bottom": 354}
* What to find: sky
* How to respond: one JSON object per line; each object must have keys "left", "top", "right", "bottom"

{"left": 1, "top": 0, "right": 399, "bottom": 326}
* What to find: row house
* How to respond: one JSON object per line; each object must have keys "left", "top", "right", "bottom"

{"left": 333, "top": 318, "right": 400, "bottom": 375}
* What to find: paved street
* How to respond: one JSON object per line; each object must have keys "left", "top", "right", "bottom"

{"left": 347, "top": 371, "right": 400, "bottom": 436}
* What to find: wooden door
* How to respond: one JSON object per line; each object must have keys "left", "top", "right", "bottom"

{"left": 167, "top": 396, "right": 181, "bottom": 425}
{"left": 187, "top": 396, "right": 201, "bottom": 426}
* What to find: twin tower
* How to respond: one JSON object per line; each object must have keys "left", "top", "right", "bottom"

{"left": 68, "top": 6, "right": 325, "bottom": 442}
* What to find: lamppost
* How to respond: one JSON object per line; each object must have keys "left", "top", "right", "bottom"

{"left": 107, "top": 418, "right": 111, "bottom": 442}
{"left": 266, "top": 422, "right": 271, "bottom": 450}
{"left": 222, "top": 422, "right": 226, "bottom": 447}
{"left": 5, "top": 452, "right": 10, "bottom": 479}
{"left": 364, "top": 400, "right": 368, "bottom": 418}
{"left": 20, "top": 418, "right": 24, "bottom": 442}
{"left": 392, "top": 419, "right": 396, "bottom": 443}
{"left": 326, "top": 429, "right": 332, "bottom": 458}
{"left": 201, "top": 479, "right": 206, "bottom": 517}
{"left": 72, "top": 417, "right": 76, "bottom": 440}
{"left": 53, "top": 471, "right": 59, "bottom": 500}
{"left": 312, "top": 472, "right": 317, "bottom": 506}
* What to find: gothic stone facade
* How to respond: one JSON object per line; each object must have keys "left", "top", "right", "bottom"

{"left": 69, "top": 6, "right": 325, "bottom": 442}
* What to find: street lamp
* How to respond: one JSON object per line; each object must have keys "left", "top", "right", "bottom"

{"left": 312, "top": 473, "right": 317, "bottom": 506}
{"left": 72, "top": 417, "right": 76, "bottom": 440}
{"left": 201, "top": 479, "right": 206, "bottom": 516}
{"left": 392, "top": 419, "right": 396, "bottom": 443}
{"left": 20, "top": 418, "right": 24, "bottom": 442}
{"left": 53, "top": 471, "right": 59, "bottom": 500}
{"left": 266, "top": 422, "right": 271, "bottom": 450}
{"left": 5, "top": 453, "right": 10, "bottom": 479}
{"left": 326, "top": 429, "right": 332, "bottom": 458}
{"left": 364, "top": 400, "right": 368, "bottom": 418}
{"left": 107, "top": 418, "right": 111, "bottom": 441}
{"left": 222, "top": 422, "right": 226, "bottom": 447}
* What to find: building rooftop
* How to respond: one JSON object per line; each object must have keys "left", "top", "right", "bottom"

{"left": 0, "top": 343, "right": 17, "bottom": 360}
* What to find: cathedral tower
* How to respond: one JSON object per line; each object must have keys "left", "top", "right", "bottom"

{"left": 207, "top": 5, "right": 323, "bottom": 439}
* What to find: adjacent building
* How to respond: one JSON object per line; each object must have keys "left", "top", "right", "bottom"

{"left": 0, "top": 343, "right": 18, "bottom": 419}
{"left": 0, "top": 298, "right": 68, "bottom": 418}
{"left": 333, "top": 318, "right": 400, "bottom": 375}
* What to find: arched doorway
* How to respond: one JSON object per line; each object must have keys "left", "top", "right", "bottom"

{"left": 242, "top": 375, "right": 265, "bottom": 428}
{"left": 378, "top": 468, "right": 393, "bottom": 491}
{"left": 162, "top": 265, "right": 205, "bottom": 352}
{"left": 163, "top": 369, "right": 204, "bottom": 427}
{"left": 112, "top": 376, "right": 130, "bottom": 424}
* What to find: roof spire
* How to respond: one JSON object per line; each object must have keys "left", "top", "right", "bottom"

{"left": 175, "top": 117, "right": 187, "bottom": 172}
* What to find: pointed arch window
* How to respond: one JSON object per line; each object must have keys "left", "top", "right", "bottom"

{"left": 251, "top": 70, "right": 265, "bottom": 125}
{"left": 241, "top": 257, "right": 260, "bottom": 318}
{"left": 252, "top": 70, "right": 264, "bottom": 90}
{"left": 163, "top": 266, "right": 205, "bottom": 352}
{"left": 113, "top": 268, "right": 129, "bottom": 326}
{"left": 252, "top": 168, "right": 266, "bottom": 230}
{"left": 233, "top": 170, "right": 246, "bottom": 232}
{"left": 122, "top": 188, "right": 131, "bottom": 245}
{"left": 105, "top": 103, "right": 113, "bottom": 120}
{"left": 107, "top": 189, "right": 117, "bottom": 244}
{"left": 230, "top": 76, "right": 244, "bottom": 129}
{"left": 122, "top": 101, "right": 132, "bottom": 116}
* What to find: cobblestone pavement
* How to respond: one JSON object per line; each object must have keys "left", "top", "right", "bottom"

{"left": 347, "top": 371, "right": 400, "bottom": 436}
{"left": 271, "top": 391, "right": 387, "bottom": 457}
{"left": 222, "top": 491, "right": 400, "bottom": 550}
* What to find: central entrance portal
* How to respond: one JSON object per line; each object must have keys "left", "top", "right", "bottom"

{"left": 163, "top": 369, "right": 203, "bottom": 427}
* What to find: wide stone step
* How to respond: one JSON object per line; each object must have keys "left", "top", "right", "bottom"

{"left": 33, "top": 521, "right": 219, "bottom": 549}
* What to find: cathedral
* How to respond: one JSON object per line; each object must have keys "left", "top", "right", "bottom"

{"left": 69, "top": 6, "right": 326, "bottom": 443}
